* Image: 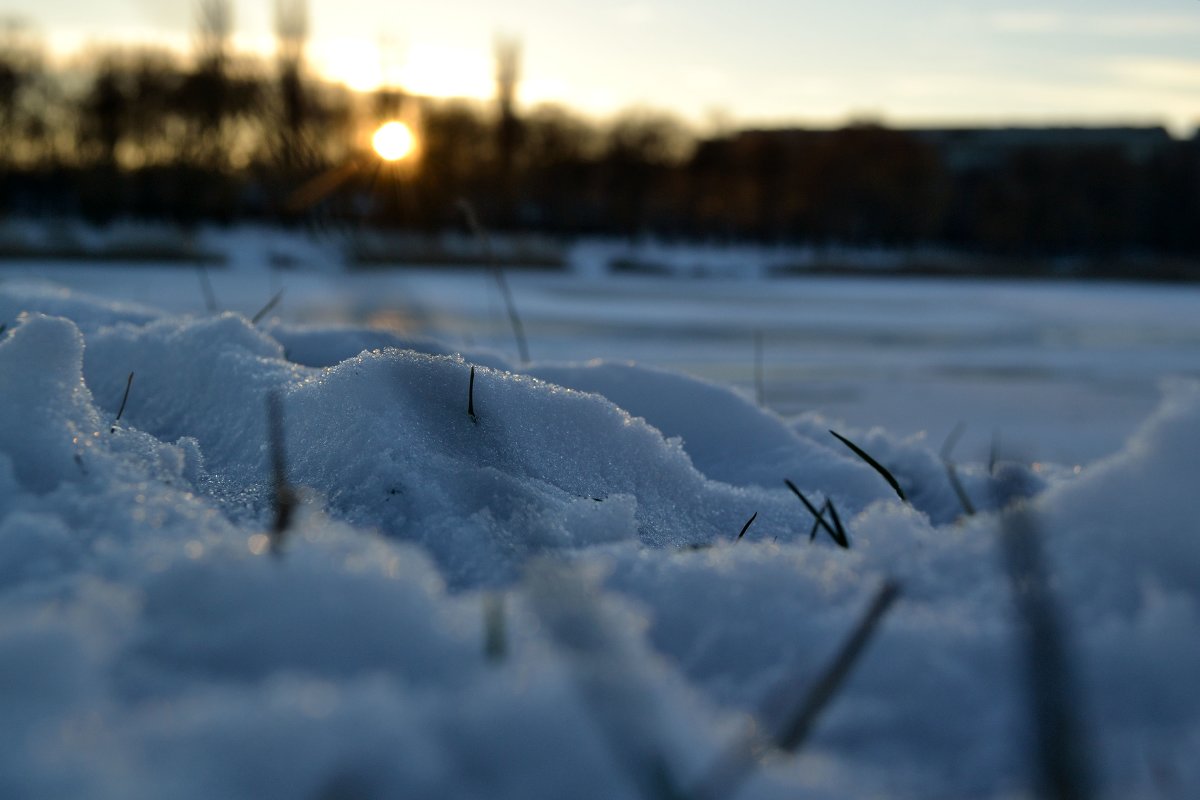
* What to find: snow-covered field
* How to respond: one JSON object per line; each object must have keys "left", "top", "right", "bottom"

{"left": 2, "top": 232, "right": 1199, "bottom": 798}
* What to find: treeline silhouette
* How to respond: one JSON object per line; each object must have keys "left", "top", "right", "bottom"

{"left": 3, "top": 14, "right": 1199, "bottom": 264}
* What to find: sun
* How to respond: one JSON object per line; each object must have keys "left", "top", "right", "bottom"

{"left": 372, "top": 121, "right": 416, "bottom": 162}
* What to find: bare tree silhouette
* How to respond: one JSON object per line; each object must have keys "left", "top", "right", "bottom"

{"left": 493, "top": 35, "right": 523, "bottom": 227}
{"left": 274, "top": 0, "right": 309, "bottom": 173}
{"left": 195, "top": 0, "right": 233, "bottom": 68}
{"left": 0, "top": 18, "right": 54, "bottom": 170}
{"left": 182, "top": 0, "right": 235, "bottom": 171}
{"left": 82, "top": 54, "right": 126, "bottom": 169}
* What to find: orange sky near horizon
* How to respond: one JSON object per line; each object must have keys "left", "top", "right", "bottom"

{"left": 11, "top": 1, "right": 1200, "bottom": 135}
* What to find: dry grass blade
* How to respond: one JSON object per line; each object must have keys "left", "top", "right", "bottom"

{"left": 822, "top": 498, "right": 849, "bottom": 548}
{"left": 808, "top": 511, "right": 823, "bottom": 542}
{"left": 775, "top": 579, "right": 900, "bottom": 751}
{"left": 828, "top": 429, "right": 907, "bottom": 502}
{"left": 692, "top": 580, "right": 901, "bottom": 800}
{"left": 994, "top": 472, "right": 1093, "bottom": 800}
{"left": 526, "top": 563, "right": 686, "bottom": 800}
{"left": 808, "top": 499, "right": 849, "bottom": 547}
{"left": 196, "top": 264, "right": 219, "bottom": 313}
{"left": 457, "top": 198, "right": 530, "bottom": 364}
{"left": 483, "top": 592, "right": 507, "bottom": 663}
{"left": 251, "top": 288, "right": 285, "bottom": 325}
{"left": 735, "top": 511, "right": 758, "bottom": 543}
{"left": 940, "top": 421, "right": 966, "bottom": 459}
{"left": 110, "top": 371, "right": 135, "bottom": 433}
{"left": 467, "top": 366, "right": 478, "bottom": 423}
{"left": 940, "top": 422, "right": 976, "bottom": 516}
{"left": 944, "top": 462, "right": 976, "bottom": 517}
{"left": 491, "top": 266, "right": 529, "bottom": 364}
{"left": 753, "top": 330, "right": 765, "bottom": 407}
{"left": 784, "top": 479, "right": 845, "bottom": 548}
{"left": 266, "top": 391, "right": 297, "bottom": 556}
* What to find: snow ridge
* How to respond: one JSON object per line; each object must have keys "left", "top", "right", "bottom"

{"left": 0, "top": 283, "right": 1196, "bottom": 799}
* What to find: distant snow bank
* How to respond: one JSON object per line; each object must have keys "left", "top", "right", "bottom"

{"left": 0, "top": 217, "right": 963, "bottom": 278}
{"left": 0, "top": 282, "right": 1197, "bottom": 799}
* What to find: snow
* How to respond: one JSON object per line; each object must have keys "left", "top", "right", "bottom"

{"left": 1, "top": 250, "right": 1198, "bottom": 799}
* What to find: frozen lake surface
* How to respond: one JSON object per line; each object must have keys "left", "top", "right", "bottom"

{"left": 348, "top": 271, "right": 1200, "bottom": 465}
{"left": 11, "top": 257, "right": 1200, "bottom": 465}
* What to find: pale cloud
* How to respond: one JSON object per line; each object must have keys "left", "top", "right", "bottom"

{"left": 680, "top": 66, "right": 732, "bottom": 93}
{"left": 311, "top": 37, "right": 384, "bottom": 92}
{"left": 313, "top": 39, "right": 497, "bottom": 98}
{"left": 987, "top": 10, "right": 1200, "bottom": 37}
{"left": 615, "top": 4, "right": 657, "bottom": 27}
{"left": 520, "top": 74, "right": 574, "bottom": 105}
{"left": 46, "top": 27, "right": 189, "bottom": 59}
{"left": 1109, "top": 57, "right": 1200, "bottom": 89}
{"left": 1087, "top": 15, "right": 1200, "bottom": 36}
{"left": 886, "top": 73, "right": 979, "bottom": 99}
{"left": 988, "top": 11, "right": 1066, "bottom": 34}
{"left": 743, "top": 64, "right": 1195, "bottom": 135}
{"left": 869, "top": 70, "right": 1197, "bottom": 136}
{"left": 397, "top": 43, "right": 494, "bottom": 99}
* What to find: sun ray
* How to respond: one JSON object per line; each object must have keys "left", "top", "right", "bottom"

{"left": 285, "top": 158, "right": 365, "bottom": 212}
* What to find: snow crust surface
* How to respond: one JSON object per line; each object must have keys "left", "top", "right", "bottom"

{"left": 1, "top": 281, "right": 1197, "bottom": 799}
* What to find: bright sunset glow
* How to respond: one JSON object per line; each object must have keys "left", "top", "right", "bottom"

{"left": 26, "top": 3, "right": 1200, "bottom": 132}
{"left": 372, "top": 121, "right": 416, "bottom": 161}
{"left": 312, "top": 40, "right": 494, "bottom": 99}
{"left": 397, "top": 43, "right": 494, "bottom": 100}
{"left": 312, "top": 39, "right": 386, "bottom": 92}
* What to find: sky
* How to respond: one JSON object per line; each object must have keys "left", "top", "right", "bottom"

{"left": 13, "top": 0, "right": 1200, "bottom": 134}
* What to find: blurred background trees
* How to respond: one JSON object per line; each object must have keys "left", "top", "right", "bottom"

{"left": 1, "top": 7, "right": 1197, "bottom": 263}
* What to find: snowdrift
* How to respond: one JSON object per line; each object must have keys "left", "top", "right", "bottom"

{"left": 0, "top": 281, "right": 1197, "bottom": 799}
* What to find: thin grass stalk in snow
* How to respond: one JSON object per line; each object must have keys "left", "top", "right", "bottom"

{"left": 251, "top": 288, "right": 284, "bottom": 325}
{"left": 266, "top": 391, "right": 297, "bottom": 555}
{"left": 828, "top": 429, "right": 907, "bottom": 502}
{"left": 491, "top": 267, "right": 529, "bottom": 365}
{"left": 457, "top": 198, "right": 530, "bottom": 364}
{"left": 775, "top": 580, "right": 900, "bottom": 751}
{"left": 692, "top": 579, "right": 901, "bottom": 800}
{"left": 110, "top": 371, "right": 134, "bottom": 433}
{"left": 483, "top": 592, "right": 507, "bottom": 663}
{"left": 467, "top": 366, "right": 478, "bottom": 423}
{"left": 994, "top": 473, "right": 1093, "bottom": 800}
{"left": 785, "top": 479, "right": 847, "bottom": 548}
{"left": 526, "top": 563, "right": 686, "bottom": 800}
{"left": 822, "top": 498, "right": 849, "bottom": 547}
{"left": 808, "top": 509, "right": 824, "bottom": 542}
{"left": 807, "top": 499, "right": 848, "bottom": 545}
{"left": 944, "top": 461, "right": 976, "bottom": 517}
{"left": 941, "top": 421, "right": 976, "bottom": 516}
{"left": 735, "top": 511, "right": 758, "bottom": 543}
{"left": 196, "top": 264, "right": 218, "bottom": 313}
{"left": 753, "top": 330, "right": 765, "bottom": 407}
